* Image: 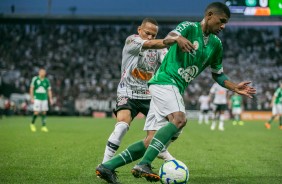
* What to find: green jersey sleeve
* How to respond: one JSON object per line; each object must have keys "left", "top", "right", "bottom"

{"left": 173, "top": 21, "right": 196, "bottom": 37}
{"left": 210, "top": 38, "right": 223, "bottom": 74}
{"left": 30, "top": 76, "right": 37, "bottom": 87}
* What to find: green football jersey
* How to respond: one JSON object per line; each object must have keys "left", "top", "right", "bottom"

{"left": 30, "top": 76, "right": 51, "bottom": 100}
{"left": 231, "top": 95, "right": 242, "bottom": 108}
{"left": 274, "top": 87, "right": 282, "bottom": 104}
{"left": 149, "top": 21, "right": 223, "bottom": 94}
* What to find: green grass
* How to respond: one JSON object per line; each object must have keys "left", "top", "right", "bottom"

{"left": 0, "top": 116, "right": 281, "bottom": 184}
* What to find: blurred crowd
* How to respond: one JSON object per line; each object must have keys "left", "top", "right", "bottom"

{"left": 0, "top": 23, "right": 281, "bottom": 115}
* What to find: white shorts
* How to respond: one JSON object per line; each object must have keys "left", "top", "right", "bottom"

{"left": 144, "top": 85, "right": 186, "bottom": 131}
{"left": 33, "top": 99, "right": 49, "bottom": 112}
{"left": 272, "top": 104, "right": 282, "bottom": 115}
{"left": 232, "top": 107, "right": 242, "bottom": 115}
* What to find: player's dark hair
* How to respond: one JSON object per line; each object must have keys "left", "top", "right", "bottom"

{"left": 142, "top": 18, "right": 158, "bottom": 26}
{"left": 205, "top": 2, "right": 231, "bottom": 18}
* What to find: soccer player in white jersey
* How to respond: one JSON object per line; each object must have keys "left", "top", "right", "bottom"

{"left": 30, "top": 68, "right": 53, "bottom": 132}
{"left": 96, "top": 18, "right": 187, "bottom": 184}
{"left": 198, "top": 92, "right": 210, "bottom": 125}
{"left": 209, "top": 83, "right": 229, "bottom": 131}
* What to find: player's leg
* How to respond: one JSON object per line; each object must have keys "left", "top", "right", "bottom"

{"left": 96, "top": 130, "right": 157, "bottom": 184}
{"left": 238, "top": 108, "right": 244, "bottom": 125}
{"left": 210, "top": 110, "right": 218, "bottom": 130}
{"left": 218, "top": 109, "right": 225, "bottom": 131}
{"left": 139, "top": 99, "right": 176, "bottom": 162}
{"left": 96, "top": 106, "right": 157, "bottom": 184}
{"left": 265, "top": 105, "right": 277, "bottom": 129}
{"left": 278, "top": 105, "right": 282, "bottom": 129}
{"left": 198, "top": 110, "right": 203, "bottom": 124}
{"left": 102, "top": 97, "right": 138, "bottom": 163}
{"left": 232, "top": 108, "right": 237, "bottom": 125}
{"left": 204, "top": 110, "right": 209, "bottom": 124}
{"left": 41, "top": 100, "right": 49, "bottom": 132}
{"left": 132, "top": 85, "right": 186, "bottom": 181}
{"left": 102, "top": 110, "right": 131, "bottom": 163}
{"left": 157, "top": 129, "right": 182, "bottom": 161}
{"left": 30, "top": 99, "right": 40, "bottom": 132}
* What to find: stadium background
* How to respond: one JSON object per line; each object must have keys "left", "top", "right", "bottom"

{"left": 0, "top": 0, "right": 281, "bottom": 118}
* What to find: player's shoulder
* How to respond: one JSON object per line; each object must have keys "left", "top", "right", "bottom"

{"left": 31, "top": 76, "right": 38, "bottom": 81}
{"left": 126, "top": 34, "right": 141, "bottom": 42}
{"left": 175, "top": 21, "right": 198, "bottom": 32}
{"left": 210, "top": 34, "right": 222, "bottom": 45}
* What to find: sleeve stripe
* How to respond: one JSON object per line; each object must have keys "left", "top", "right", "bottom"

{"left": 211, "top": 68, "right": 223, "bottom": 74}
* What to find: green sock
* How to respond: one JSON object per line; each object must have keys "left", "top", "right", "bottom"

{"left": 31, "top": 115, "right": 37, "bottom": 124}
{"left": 139, "top": 122, "right": 179, "bottom": 165}
{"left": 279, "top": 116, "right": 282, "bottom": 126}
{"left": 103, "top": 140, "right": 146, "bottom": 170}
{"left": 268, "top": 116, "right": 275, "bottom": 124}
{"left": 42, "top": 114, "right": 46, "bottom": 126}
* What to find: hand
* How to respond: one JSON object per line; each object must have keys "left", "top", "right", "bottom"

{"left": 175, "top": 35, "right": 195, "bottom": 53}
{"left": 30, "top": 98, "right": 34, "bottom": 104}
{"left": 234, "top": 81, "right": 256, "bottom": 98}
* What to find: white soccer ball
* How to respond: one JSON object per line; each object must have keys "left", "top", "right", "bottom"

{"left": 159, "top": 159, "right": 189, "bottom": 184}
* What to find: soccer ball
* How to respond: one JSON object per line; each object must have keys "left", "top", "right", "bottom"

{"left": 159, "top": 159, "right": 189, "bottom": 184}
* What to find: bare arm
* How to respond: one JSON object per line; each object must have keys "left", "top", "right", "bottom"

{"left": 163, "top": 32, "right": 195, "bottom": 52}
{"left": 142, "top": 39, "right": 167, "bottom": 49}
{"left": 270, "top": 94, "right": 276, "bottom": 107}
{"left": 212, "top": 73, "right": 256, "bottom": 99}
{"left": 224, "top": 80, "right": 256, "bottom": 99}
{"left": 48, "top": 89, "right": 53, "bottom": 105}
{"left": 30, "top": 87, "right": 34, "bottom": 103}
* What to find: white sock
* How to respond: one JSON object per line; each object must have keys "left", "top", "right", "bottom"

{"left": 158, "top": 149, "right": 175, "bottom": 161}
{"left": 102, "top": 122, "right": 129, "bottom": 163}
{"left": 219, "top": 114, "right": 225, "bottom": 130}
{"left": 204, "top": 114, "right": 209, "bottom": 124}
{"left": 198, "top": 113, "right": 203, "bottom": 124}
{"left": 211, "top": 121, "right": 217, "bottom": 130}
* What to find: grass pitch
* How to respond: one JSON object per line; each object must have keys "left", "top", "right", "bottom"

{"left": 0, "top": 116, "right": 281, "bottom": 184}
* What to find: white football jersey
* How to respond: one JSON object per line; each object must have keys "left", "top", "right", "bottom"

{"left": 117, "top": 34, "right": 167, "bottom": 99}
{"left": 210, "top": 83, "right": 228, "bottom": 104}
{"left": 199, "top": 95, "right": 210, "bottom": 110}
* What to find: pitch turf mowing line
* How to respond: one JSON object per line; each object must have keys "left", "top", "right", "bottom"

{"left": 0, "top": 117, "right": 281, "bottom": 184}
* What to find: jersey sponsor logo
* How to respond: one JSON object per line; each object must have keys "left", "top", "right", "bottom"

{"left": 35, "top": 86, "right": 47, "bottom": 93}
{"left": 131, "top": 68, "right": 153, "bottom": 81}
{"left": 178, "top": 65, "right": 199, "bottom": 83}
{"left": 117, "top": 97, "right": 128, "bottom": 106}
{"left": 132, "top": 90, "right": 150, "bottom": 95}
{"left": 193, "top": 41, "right": 199, "bottom": 50}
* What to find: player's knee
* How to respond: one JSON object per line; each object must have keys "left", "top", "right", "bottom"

{"left": 173, "top": 117, "right": 187, "bottom": 129}
{"left": 143, "top": 136, "right": 153, "bottom": 148}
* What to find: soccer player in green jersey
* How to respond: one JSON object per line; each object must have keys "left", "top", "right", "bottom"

{"left": 29, "top": 68, "right": 53, "bottom": 132}
{"left": 230, "top": 93, "right": 244, "bottom": 126}
{"left": 265, "top": 81, "right": 282, "bottom": 130}
{"left": 131, "top": 2, "right": 256, "bottom": 182}
{"left": 95, "top": 2, "right": 256, "bottom": 183}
